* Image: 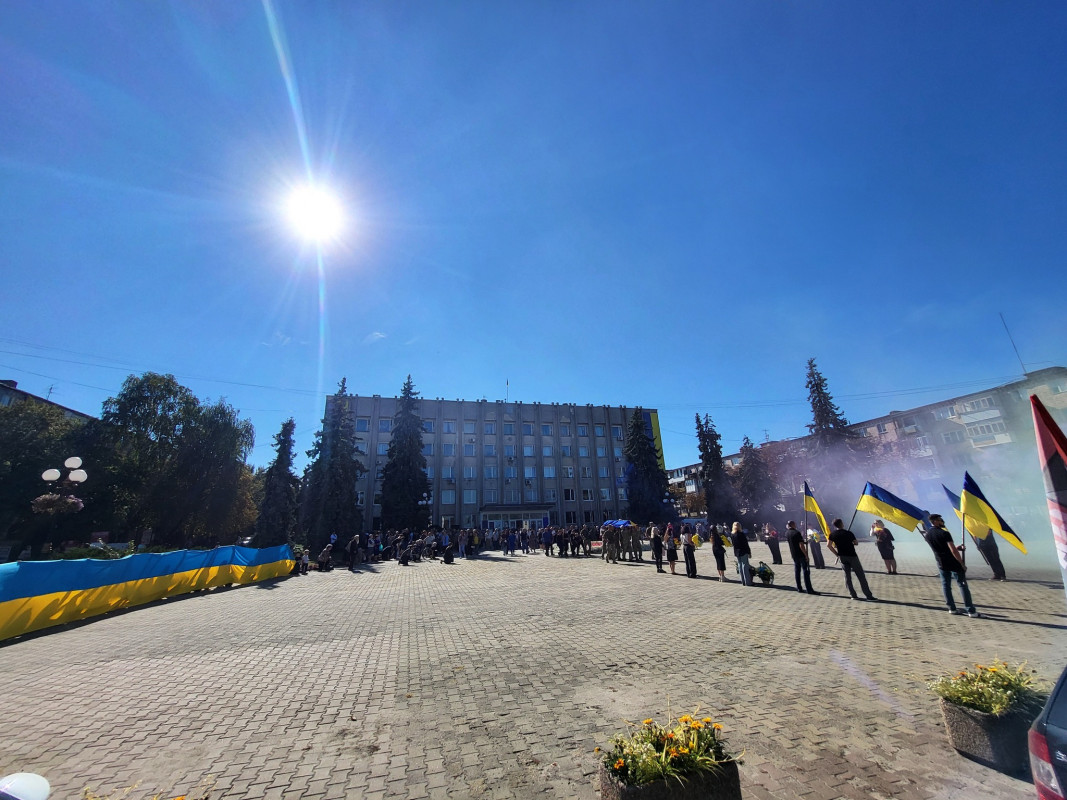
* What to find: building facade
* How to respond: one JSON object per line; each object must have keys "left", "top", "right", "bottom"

{"left": 0, "top": 379, "right": 95, "bottom": 422}
{"left": 327, "top": 393, "right": 664, "bottom": 532}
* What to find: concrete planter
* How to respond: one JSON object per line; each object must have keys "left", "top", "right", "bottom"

{"left": 598, "top": 761, "right": 742, "bottom": 800}
{"left": 939, "top": 698, "right": 1034, "bottom": 773}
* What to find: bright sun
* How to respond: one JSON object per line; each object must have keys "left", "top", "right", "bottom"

{"left": 285, "top": 184, "right": 345, "bottom": 244}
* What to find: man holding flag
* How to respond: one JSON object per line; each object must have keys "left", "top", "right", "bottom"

{"left": 922, "top": 513, "right": 981, "bottom": 618}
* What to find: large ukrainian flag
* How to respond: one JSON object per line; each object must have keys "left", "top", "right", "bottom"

{"left": 960, "top": 472, "right": 1027, "bottom": 554}
{"left": 0, "top": 544, "right": 294, "bottom": 642}
{"left": 855, "top": 482, "right": 923, "bottom": 531}
{"left": 803, "top": 482, "right": 831, "bottom": 541}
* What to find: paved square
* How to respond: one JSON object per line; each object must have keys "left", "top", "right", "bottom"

{"left": 2, "top": 541, "right": 1065, "bottom": 799}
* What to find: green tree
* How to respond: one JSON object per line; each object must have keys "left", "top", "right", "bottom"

{"left": 300, "top": 378, "right": 365, "bottom": 552}
{"left": 805, "top": 358, "right": 852, "bottom": 449}
{"left": 733, "top": 436, "right": 774, "bottom": 517}
{"left": 380, "top": 376, "right": 431, "bottom": 531}
{"left": 255, "top": 418, "right": 300, "bottom": 547}
{"left": 695, "top": 413, "right": 735, "bottom": 523}
{"left": 623, "top": 408, "right": 672, "bottom": 524}
{"left": 0, "top": 400, "right": 82, "bottom": 558}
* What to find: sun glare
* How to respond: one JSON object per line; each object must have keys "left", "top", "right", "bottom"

{"left": 285, "top": 184, "right": 345, "bottom": 244}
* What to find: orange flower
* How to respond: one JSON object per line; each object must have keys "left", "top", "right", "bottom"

{"left": 678, "top": 714, "right": 692, "bottom": 723}
{"left": 643, "top": 719, "right": 655, "bottom": 726}
{"left": 713, "top": 723, "right": 723, "bottom": 730}
{"left": 690, "top": 721, "right": 704, "bottom": 730}
{"left": 701, "top": 717, "right": 712, "bottom": 724}
{"left": 614, "top": 759, "right": 625, "bottom": 770}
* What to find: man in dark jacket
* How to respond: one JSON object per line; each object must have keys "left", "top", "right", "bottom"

{"left": 786, "top": 520, "right": 818, "bottom": 594}
{"left": 923, "top": 514, "right": 981, "bottom": 616}
{"left": 827, "top": 519, "right": 877, "bottom": 602}
{"left": 731, "top": 523, "right": 753, "bottom": 586}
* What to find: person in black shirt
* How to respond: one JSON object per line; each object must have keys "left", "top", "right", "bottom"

{"left": 923, "top": 514, "right": 980, "bottom": 616}
{"left": 974, "top": 531, "right": 1007, "bottom": 581}
{"left": 786, "top": 520, "right": 818, "bottom": 594}
{"left": 827, "top": 519, "right": 877, "bottom": 601}
{"left": 731, "top": 522, "right": 753, "bottom": 586}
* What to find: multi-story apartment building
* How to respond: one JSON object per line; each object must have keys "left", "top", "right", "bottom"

{"left": 326, "top": 393, "right": 665, "bottom": 532}
{"left": 668, "top": 366, "right": 1067, "bottom": 521}
{"left": 0, "top": 379, "right": 95, "bottom": 422}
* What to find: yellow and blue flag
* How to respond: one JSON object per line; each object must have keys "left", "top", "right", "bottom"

{"left": 856, "top": 482, "right": 923, "bottom": 531}
{"left": 803, "top": 482, "right": 831, "bottom": 541}
{"left": 960, "top": 472, "right": 1027, "bottom": 554}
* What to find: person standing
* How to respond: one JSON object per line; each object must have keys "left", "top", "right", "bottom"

{"left": 731, "top": 522, "right": 753, "bottom": 586}
{"left": 807, "top": 528, "right": 826, "bottom": 569}
{"left": 650, "top": 523, "right": 665, "bottom": 573}
{"left": 711, "top": 528, "right": 727, "bottom": 582}
{"left": 827, "top": 519, "right": 877, "bottom": 601}
{"left": 665, "top": 523, "right": 678, "bottom": 575}
{"left": 871, "top": 520, "right": 897, "bottom": 574}
{"left": 682, "top": 524, "right": 698, "bottom": 578}
{"left": 786, "top": 520, "right": 818, "bottom": 594}
{"left": 765, "top": 524, "right": 783, "bottom": 565}
{"left": 923, "top": 514, "right": 981, "bottom": 617}
{"left": 974, "top": 531, "right": 1006, "bottom": 580}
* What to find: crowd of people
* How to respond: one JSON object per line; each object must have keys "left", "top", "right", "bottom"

{"left": 295, "top": 512, "right": 997, "bottom": 619}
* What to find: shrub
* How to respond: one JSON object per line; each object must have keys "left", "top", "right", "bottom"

{"left": 929, "top": 660, "right": 1048, "bottom": 716}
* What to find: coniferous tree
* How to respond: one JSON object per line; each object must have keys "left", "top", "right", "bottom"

{"left": 805, "top": 358, "right": 852, "bottom": 449}
{"left": 379, "top": 375, "right": 431, "bottom": 531}
{"left": 255, "top": 418, "right": 300, "bottom": 547}
{"left": 696, "top": 413, "right": 736, "bottom": 524}
{"left": 623, "top": 408, "right": 672, "bottom": 524}
{"left": 734, "top": 436, "right": 774, "bottom": 517}
{"left": 300, "top": 378, "right": 365, "bottom": 553}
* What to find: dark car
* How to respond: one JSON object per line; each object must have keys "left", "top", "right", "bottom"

{"left": 1030, "top": 664, "right": 1067, "bottom": 800}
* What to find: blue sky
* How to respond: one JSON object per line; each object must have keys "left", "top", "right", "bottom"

{"left": 1, "top": 1, "right": 1065, "bottom": 471}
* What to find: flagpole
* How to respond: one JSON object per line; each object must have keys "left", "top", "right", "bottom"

{"left": 960, "top": 511, "right": 967, "bottom": 567}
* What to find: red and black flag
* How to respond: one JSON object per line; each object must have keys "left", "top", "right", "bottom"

{"left": 1031, "top": 394, "right": 1067, "bottom": 602}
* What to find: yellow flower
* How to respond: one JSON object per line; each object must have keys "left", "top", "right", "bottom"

{"left": 643, "top": 719, "right": 654, "bottom": 726}
{"left": 713, "top": 723, "right": 723, "bottom": 730}
{"left": 678, "top": 746, "right": 690, "bottom": 754}
{"left": 594, "top": 747, "right": 601, "bottom": 752}
{"left": 678, "top": 714, "right": 692, "bottom": 723}
{"left": 690, "top": 721, "right": 703, "bottom": 729}
{"left": 702, "top": 717, "right": 712, "bottom": 724}
{"left": 614, "top": 759, "right": 625, "bottom": 770}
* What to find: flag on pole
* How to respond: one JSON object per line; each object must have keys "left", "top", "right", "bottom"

{"left": 802, "top": 482, "right": 831, "bottom": 541}
{"left": 855, "top": 481, "right": 924, "bottom": 531}
{"left": 1031, "top": 395, "right": 1067, "bottom": 599}
{"left": 960, "top": 472, "right": 1027, "bottom": 553}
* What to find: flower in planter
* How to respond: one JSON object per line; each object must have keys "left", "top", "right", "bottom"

{"left": 599, "top": 708, "right": 741, "bottom": 787}
{"left": 928, "top": 659, "right": 1047, "bottom": 716}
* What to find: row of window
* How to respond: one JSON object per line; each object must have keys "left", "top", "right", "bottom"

{"left": 358, "top": 418, "right": 625, "bottom": 439}
{"left": 410, "top": 442, "right": 625, "bottom": 458}
{"left": 427, "top": 464, "right": 622, "bottom": 480}
{"left": 433, "top": 487, "right": 627, "bottom": 505}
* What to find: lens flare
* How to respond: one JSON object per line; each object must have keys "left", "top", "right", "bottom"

{"left": 285, "top": 184, "right": 344, "bottom": 244}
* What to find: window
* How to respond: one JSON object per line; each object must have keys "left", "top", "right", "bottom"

{"left": 565, "top": 511, "right": 577, "bottom": 524}
{"left": 595, "top": 425, "right": 605, "bottom": 437}
{"left": 504, "top": 489, "right": 520, "bottom": 503}
{"left": 442, "top": 443, "right": 456, "bottom": 457}
{"left": 577, "top": 424, "right": 588, "bottom": 437}
{"left": 564, "top": 488, "right": 576, "bottom": 501}
{"left": 1052, "top": 382, "right": 1067, "bottom": 394}
{"left": 581, "top": 466, "right": 592, "bottom": 478}
{"left": 484, "top": 465, "right": 498, "bottom": 479}
{"left": 464, "top": 466, "right": 476, "bottom": 479}
{"left": 462, "top": 444, "right": 475, "bottom": 457}
{"left": 525, "top": 488, "right": 538, "bottom": 502}
{"left": 613, "top": 447, "right": 622, "bottom": 458}
{"left": 523, "top": 445, "right": 534, "bottom": 457}
{"left": 373, "top": 493, "right": 382, "bottom": 506}
{"left": 544, "top": 488, "right": 557, "bottom": 501}
{"left": 583, "top": 511, "right": 595, "bottom": 523}
{"left": 598, "top": 466, "right": 609, "bottom": 478}
{"left": 484, "top": 422, "right": 496, "bottom": 435}
{"left": 961, "top": 397, "right": 996, "bottom": 412}
{"left": 441, "top": 489, "right": 456, "bottom": 504}
{"left": 578, "top": 445, "right": 589, "bottom": 457}
{"left": 442, "top": 465, "right": 454, "bottom": 480}
{"left": 463, "top": 421, "right": 476, "bottom": 434}
{"left": 377, "top": 443, "right": 389, "bottom": 456}
{"left": 541, "top": 424, "right": 552, "bottom": 436}
{"left": 941, "top": 431, "right": 965, "bottom": 444}
{"left": 443, "top": 420, "right": 456, "bottom": 433}
{"left": 524, "top": 466, "right": 536, "bottom": 479}
{"left": 484, "top": 443, "right": 496, "bottom": 456}
{"left": 596, "top": 446, "right": 607, "bottom": 458}
{"left": 935, "top": 407, "right": 955, "bottom": 420}
{"left": 562, "top": 466, "right": 574, "bottom": 478}
{"left": 560, "top": 424, "right": 570, "bottom": 436}
{"left": 504, "top": 466, "right": 517, "bottom": 479}
{"left": 484, "top": 489, "right": 498, "bottom": 504}
{"left": 503, "top": 422, "right": 514, "bottom": 435}
{"left": 582, "top": 488, "right": 594, "bottom": 501}
{"left": 422, "top": 443, "right": 434, "bottom": 456}
{"left": 425, "top": 467, "right": 434, "bottom": 479}
{"left": 600, "top": 488, "right": 611, "bottom": 501}
{"left": 463, "top": 489, "right": 477, "bottom": 505}
{"left": 379, "top": 419, "right": 391, "bottom": 433}
{"left": 617, "top": 488, "right": 628, "bottom": 500}
{"left": 504, "top": 444, "right": 515, "bottom": 458}
{"left": 522, "top": 423, "right": 534, "bottom": 435}
{"left": 422, "top": 420, "right": 434, "bottom": 433}
{"left": 915, "top": 436, "right": 930, "bottom": 448}
{"left": 355, "top": 418, "right": 369, "bottom": 432}
{"left": 542, "top": 446, "right": 553, "bottom": 457}
{"left": 544, "top": 466, "right": 556, "bottom": 478}
{"left": 558, "top": 445, "right": 570, "bottom": 457}
{"left": 967, "top": 422, "right": 1007, "bottom": 437}
{"left": 611, "top": 425, "right": 622, "bottom": 441}
{"left": 876, "top": 423, "right": 888, "bottom": 435}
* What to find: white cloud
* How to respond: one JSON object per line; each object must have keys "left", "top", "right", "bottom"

{"left": 363, "top": 331, "right": 387, "bottom": 344}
